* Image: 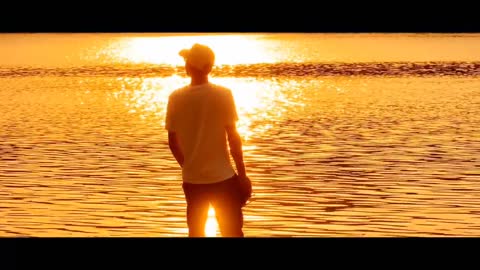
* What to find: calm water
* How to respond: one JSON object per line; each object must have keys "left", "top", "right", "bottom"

{"left": 1, "top": 33, "right": 480, "bottom": 237}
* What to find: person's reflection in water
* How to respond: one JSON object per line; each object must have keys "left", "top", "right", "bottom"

{"left": 165, "top": 44, "right": 252, "bottom": 237}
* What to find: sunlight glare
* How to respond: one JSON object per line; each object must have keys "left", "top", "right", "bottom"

{"left": 112, "top": 34, "right": 296, "bottom": 142}
{"left": 111, "top": 35, "right": 276, "bottom": 66}
{"left": 205, "top": 205, "right": 219, "bottom": 237}
{"left": 118, "top": 77, "right": 290, "bottom": 142}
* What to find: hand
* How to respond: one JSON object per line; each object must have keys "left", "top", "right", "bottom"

{"left": 238, "top": 174, "right": 249, "bottom": 182}
{"left": 236, "top": 174, "right": 252, "bottom": 205}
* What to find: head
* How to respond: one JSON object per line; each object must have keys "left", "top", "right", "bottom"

{"left": 179, "top": 43, "right": 215, "bottom": 78}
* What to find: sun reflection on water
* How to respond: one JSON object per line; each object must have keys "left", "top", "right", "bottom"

{"left": 101, "top": 35, "right": 277, "bottom": 66}
{"left": 108, "top": 34, "right": 299, "bottom": 141}
{"left": 117, "top": 76, "right": 293, "bottom": 141}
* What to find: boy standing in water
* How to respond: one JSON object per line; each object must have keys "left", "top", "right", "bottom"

{"left": 165, "top": 44, "right": 251, "bottom": 237}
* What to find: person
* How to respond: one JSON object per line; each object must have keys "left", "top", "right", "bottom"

{"left": 165, "top": 43, "right": 251, "bottom": 237}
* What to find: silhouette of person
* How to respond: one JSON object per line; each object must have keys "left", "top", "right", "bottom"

{"left": 165, "top": 44, "right": 251, "bottom": 237}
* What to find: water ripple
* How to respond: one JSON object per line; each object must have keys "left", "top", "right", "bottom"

{"left": 0, "top": 75, "right": 479, "bottom": 237}
{"left": 0, "top": 62, "right": 479, "bottom": 78}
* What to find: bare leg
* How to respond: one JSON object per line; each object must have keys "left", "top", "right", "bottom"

{"left": 211, "top": 180, "right": 244, "bottom": 237}
{"left": 183, "top": 183, "right": 210, "bottom": 237}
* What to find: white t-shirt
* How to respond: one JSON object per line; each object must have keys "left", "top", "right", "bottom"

{"left": 165, "top": 83, "right": 238, "bottom": 184}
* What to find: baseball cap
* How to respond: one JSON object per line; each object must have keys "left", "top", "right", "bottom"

{"left": 179, "top": 43, "right": 215, "bottom": 71}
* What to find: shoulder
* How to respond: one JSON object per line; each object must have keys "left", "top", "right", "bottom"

{"left": 210, "top": 83, "right": 233, "bottom": 97}
{"left": 211, "top": 83, "right": 232, "bottom": 92}
{"left": 168, "top": 86, "right": 189, "bottom": 101}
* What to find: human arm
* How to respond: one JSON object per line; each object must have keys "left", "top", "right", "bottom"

{"left": 168, "top": 131, "right": 184, "bottom": 168}
{"left": 226, "top": 123, "right": 252, "bottom": 203}
{"left": 226, "top": 124, "right": 246, "bottom": 178}
{"left": 165, "top": 94, "right": 183, "bottom": 168}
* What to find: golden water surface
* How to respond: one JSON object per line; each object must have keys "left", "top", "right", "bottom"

{"left": 1, "top": 34, "right": 479, "bottom": 236}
